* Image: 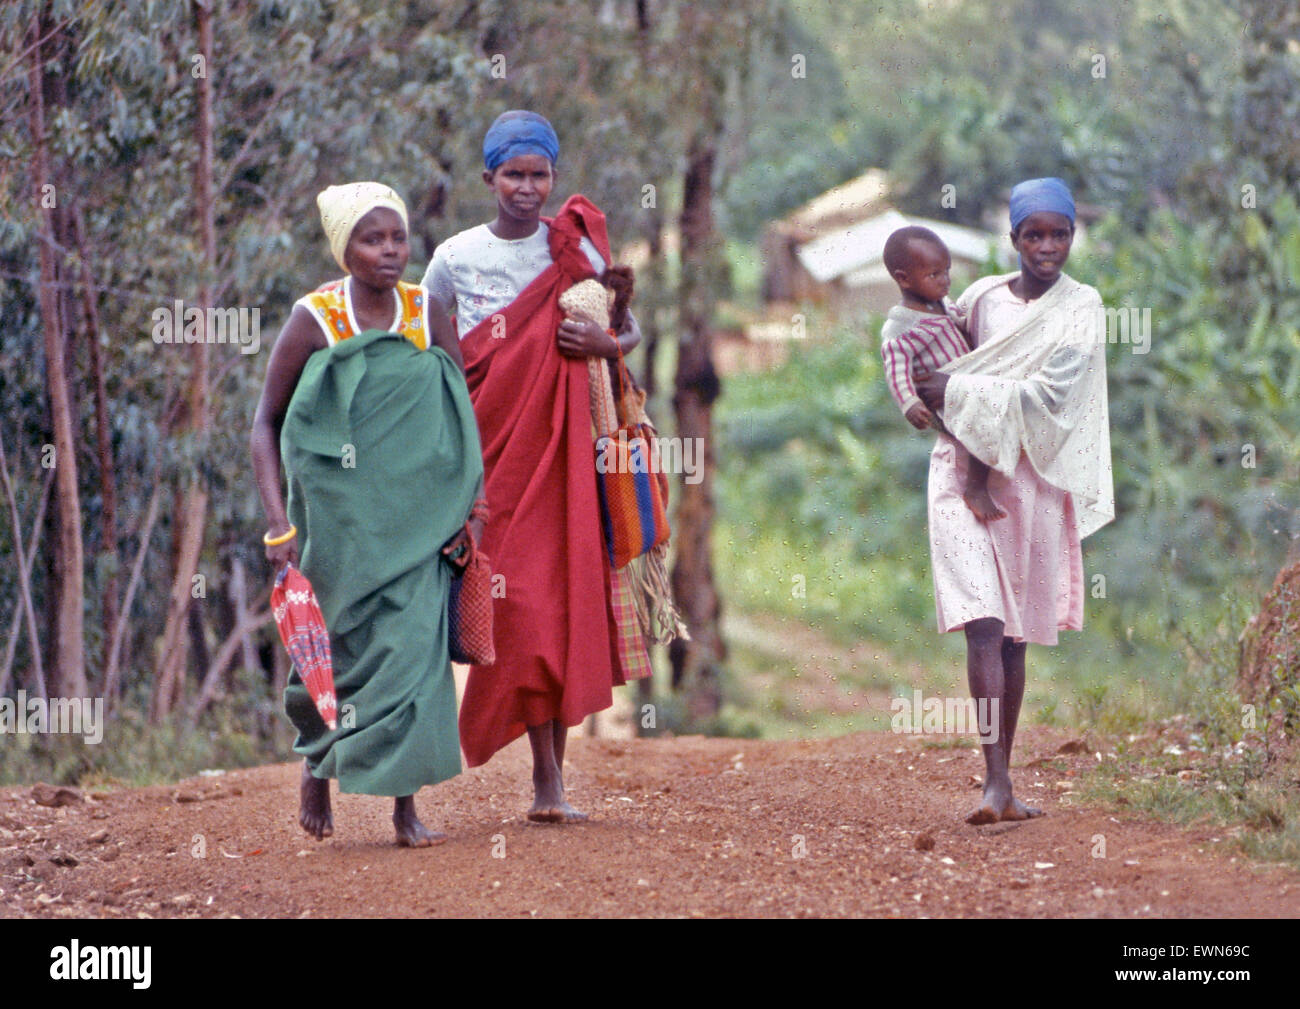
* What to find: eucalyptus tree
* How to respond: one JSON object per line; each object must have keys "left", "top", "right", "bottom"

{"left": 1, "top": 0, "right": 482, "bottom": 719}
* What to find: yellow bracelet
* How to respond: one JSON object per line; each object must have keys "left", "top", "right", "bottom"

{"left": 263, "top": 524, "right": 298, "bottom": 546}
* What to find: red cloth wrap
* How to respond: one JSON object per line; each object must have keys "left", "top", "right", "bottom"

{"left": 457, "top": 195, "right": 626, "bottom": 767}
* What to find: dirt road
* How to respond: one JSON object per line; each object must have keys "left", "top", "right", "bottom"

{"left": 3, "top": 727, "right": 1296, "bottom": 918}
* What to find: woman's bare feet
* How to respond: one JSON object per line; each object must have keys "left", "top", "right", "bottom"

{"left": 393, "top": 795, "right": 447, "bottom": 847}
{"left": 527, "top": 767, "right": 588, "bottom": 822}
{"left": 1001, "top": 796, "right": 1043, "bottom": 821}
{"left": 526, "top": 798, "right": 589, "bottom": 824}
{"left": 962, "top": 486, "right": 1007, "bottom": 522}
{"left": 299, "top": 760, "right": 334, "bottom": 840}
{"left": 966, "top": 779, "right": 1013, "bottom": 825}
{"left": 967, "top": 784, "right": 1043, "bottom": 824}
{"left": 526, "top": 720, "right": 588, "bottom": 824}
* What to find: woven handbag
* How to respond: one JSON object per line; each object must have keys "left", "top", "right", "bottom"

{"left": 447, "top": 522, "right": 495, "bottom": 665}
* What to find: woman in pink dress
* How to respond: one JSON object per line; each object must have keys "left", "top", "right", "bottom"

{"left": 914, "top": 178, "right": 1114, "bottom": 824}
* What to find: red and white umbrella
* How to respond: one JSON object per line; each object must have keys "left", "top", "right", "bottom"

{"left": 271, "top": 564, "right": 337, "bottom": 730}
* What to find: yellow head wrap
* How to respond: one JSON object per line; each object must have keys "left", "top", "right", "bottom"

{"left": 316, "top": 182, "right": 409, "bottom": 272}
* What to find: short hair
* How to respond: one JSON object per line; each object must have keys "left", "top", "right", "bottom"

{"left": 882, "top": 226, "right": 946, "bottom": 275}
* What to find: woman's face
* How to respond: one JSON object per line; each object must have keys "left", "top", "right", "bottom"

{"left": 1011, "top": 211, "right": 1074, "bottom": 285}
{"left": 484, "top": 154, "right": 554, "bottom": 225}
{"left": 344, "top": 207, "right": 408, "bottom": 287}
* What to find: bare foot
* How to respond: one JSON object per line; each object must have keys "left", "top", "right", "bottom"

{"left": 966, "top": 780, "right": 1012, "bottom": 825}
{"left": 963, "top": 486, "right": 1006, "bottom": 522}
{"left": 393, "top": 796, "right": 447, "bottom": 847}
{"left": 299, "top": 761, "right": 333, "bottom": 840}
{"left": 526, "top": 800, "right": 589, "bottom": 824}
{"left": 1001, "top": 797, "right": 1043, "bottom": 821}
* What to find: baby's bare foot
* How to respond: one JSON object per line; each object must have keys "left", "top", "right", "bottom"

{"left": 963, "top": 487, "right": 1007, "bottom": 522}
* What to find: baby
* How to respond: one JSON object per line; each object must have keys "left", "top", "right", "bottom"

{"left": 879, "top": 226, "right": 1004, "bottom": 522}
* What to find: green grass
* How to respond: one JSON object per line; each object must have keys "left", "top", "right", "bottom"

{"left": 1078, "top": 754, "right": 1300, "bottom": 868}
{"left": 1044, "top": 593, "right": 1300, "bottom": 868}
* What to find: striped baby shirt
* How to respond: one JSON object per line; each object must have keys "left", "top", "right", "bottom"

{"left": 879, "top": 301, "right": 970, "bottom": 417}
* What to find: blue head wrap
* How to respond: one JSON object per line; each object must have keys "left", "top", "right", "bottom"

{"left": 1009, "top": 177, "right": 1075, "bottom": 232}
{"left": 483, "top": 110, "right": 560, "bottom": 172}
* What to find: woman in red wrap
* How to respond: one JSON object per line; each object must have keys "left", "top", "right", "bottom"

{"left": 422, "top": 110, "right": 648, "bottom": 822}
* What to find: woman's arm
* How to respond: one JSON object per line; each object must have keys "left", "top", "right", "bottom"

{"left": 250, "top": 306, "right": 328, "bottom": 568}
{"left": 913, "top": 367, "right": 948, "bottom": 412}
{"left": 934, "top": 342, "right": 1094, "bottom": 477}
{"left": 615, "top": 310, "right": 642, "bottom": 355}
{"left": 421, "top": 252, "right": 465, "bottom": 369}
{"left": 427, "top": 300, "right": 465, "bottom": 370}
{"left": 440, "top": 471, "right": 487, "bottom": 568}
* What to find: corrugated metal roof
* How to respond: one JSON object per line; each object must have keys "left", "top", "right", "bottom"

{"left": 784, "top": 169, "right": 892, "bottom": 233}
{"left": 795, "top": 210, "right": 1011, "bottom": 283}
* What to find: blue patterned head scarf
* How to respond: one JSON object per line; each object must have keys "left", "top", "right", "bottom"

{"left": 483, "top": 111, "right": 560, "bottom": 171}
{"left": 1009, "top": 177, "right": 1075, "bottom": 232}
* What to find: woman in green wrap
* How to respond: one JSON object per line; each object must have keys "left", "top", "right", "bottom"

{"left": 250, "top": 182, "right": 484, "bottom": 847}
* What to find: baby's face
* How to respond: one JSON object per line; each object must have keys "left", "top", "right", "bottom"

{"left": 900, "top": 241, "right": 951, "bottom": 305}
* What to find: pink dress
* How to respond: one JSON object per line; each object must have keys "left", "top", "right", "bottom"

{"left": 928, "top": 285, "right": 1084, "bottom": 645}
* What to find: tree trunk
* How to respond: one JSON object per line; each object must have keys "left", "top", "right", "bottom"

{"left": 71, "top": 202, "right": 119, "bottom": 677}
{"left": 638, "top": 208, "right": 664, "bottom": 401}
{"left": 152, "top": 0, "right": 215, "bottom": 722}
{"left": 187, "top": 605, "right": 271, "bottom": 729}
{"left": 104, "top": 481, "right": 162, "bottom": 713}
{"left": 0, "top": 432, "right": 49, "bottom": 698}
{"left": 630, "top": 0, "right": 665, "bottom": 735}
{"left": 151, "top": 483, "right": 208, "bottom": 721}
{"left": 669, "top": 89, "right": 727, "bottom": 721}
{"left": 27, "top": 15, "right": 85, "bottom": 700}
{"left": 634, "top": 0, "right": 661, "bottom": 407}
{"left": 230, "top": 556, "right": 258, "bottom": 679}
{"left": 271, "top": 642, "right": 291, "bottom": 745}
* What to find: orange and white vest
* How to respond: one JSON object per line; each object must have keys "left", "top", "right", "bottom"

{"left": 296, "top": 278, "right": 431, "bottom": 349}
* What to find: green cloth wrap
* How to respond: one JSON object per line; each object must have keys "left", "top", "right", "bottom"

{"left": 280, "top": 329, "right": 483, "bottom": 795}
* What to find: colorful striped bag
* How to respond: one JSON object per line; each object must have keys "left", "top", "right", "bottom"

{"left": 561, "top": 276, "right": 686, "bottom": 646}
{"left": 593, "top": 350, "right": 670, "bottom": 569}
